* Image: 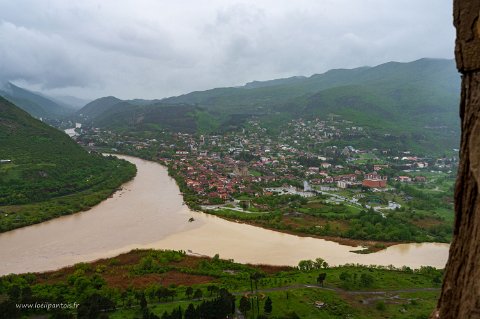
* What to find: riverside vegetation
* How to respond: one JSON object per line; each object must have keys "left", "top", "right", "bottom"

{"left": 0, "top": 97, "right": 136, "bottom": 232}
{"left": 0, "top": 249, "right": 444, "bottom": 319}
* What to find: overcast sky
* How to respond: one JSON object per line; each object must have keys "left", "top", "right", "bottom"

{"left": 0, "top": 0, "right": 455, "bottom": 100}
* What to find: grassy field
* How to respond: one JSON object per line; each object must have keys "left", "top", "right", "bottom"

{"left": 0, "top": 249, "right": 442, "bottom": 319}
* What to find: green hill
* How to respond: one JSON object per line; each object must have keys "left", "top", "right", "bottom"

{"left": 95, "top": 103, "right": 200, "bottom": 133}
{"left": 76, "top": 97, "right": 164, "bottom": 120}
{"left": 76, "top": 58, "right": 461, "bottom": 152}
{"left": 162, "top": 58, "right": 458, "bottom": 110}
{"left": 76, "top": 98, "right": 202, "bottom": 134}
{"left": 0, "top": 97, "right": 136, "bottom": 232}
{"left": 77, "top": 96, "right": 123, "bottom": 119}
{"left": 0, "top": 82, "right": 74, "bottom": 118}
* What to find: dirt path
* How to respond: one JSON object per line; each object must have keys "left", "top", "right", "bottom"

{"left": 233, "top": 283, "right": 439, "bottom": 296}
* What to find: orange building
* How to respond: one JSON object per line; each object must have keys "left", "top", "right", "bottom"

{"left": 362, "top": 179, "right": 387, "bottom": 188}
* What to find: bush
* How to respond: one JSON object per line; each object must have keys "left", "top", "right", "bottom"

{"left": 375, "top": 301, "right": 386, "bottom": 311}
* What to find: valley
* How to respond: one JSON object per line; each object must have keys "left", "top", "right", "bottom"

{"left": 0, "top": 58, "right": 459, "bottom": 319}
{"left": 1, "top": 0, "right": 471, "bottom": 317}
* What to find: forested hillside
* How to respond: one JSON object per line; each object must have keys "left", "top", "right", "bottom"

{"left": 0, "top": 97, "right": 136, "bottom": 232}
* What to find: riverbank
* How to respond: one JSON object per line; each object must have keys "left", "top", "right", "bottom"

{"left": 99, "top": 149, "right": 451, "bottom": 253}
{"left": 204, "top": 209, "right": 398, "bottom": 253}
{"left": 151, "top": 155, "right": 446, "bottom": 254}
{"left": 121, "top": 154, "right": 449, "bottom": 268}
{"left": 0, "top": 155, "right": 449, "bottom": 277}
{"left": 0, "top": 155, "right": 136, "bottom": 233}
{"left": 114, "top": 155, "right": 449, "bottom": 268}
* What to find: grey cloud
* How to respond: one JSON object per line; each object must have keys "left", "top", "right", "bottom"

{"left": 0, "top": 21, "right": 98, "bottom": 89}
{"left": 0, "top": 0, "right": 455, "bottom": 100}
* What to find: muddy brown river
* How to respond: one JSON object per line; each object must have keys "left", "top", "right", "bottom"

{"left": 0, "top": 155, "right": 450, "bottom": 275}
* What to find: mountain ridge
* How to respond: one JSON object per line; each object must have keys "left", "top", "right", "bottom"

{"left": 0, "top": 82, "right": 74, "bottom": 118}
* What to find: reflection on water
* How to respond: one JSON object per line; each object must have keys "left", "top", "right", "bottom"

{"left": 0, "top": 155, "right": 450, "bottom": 276}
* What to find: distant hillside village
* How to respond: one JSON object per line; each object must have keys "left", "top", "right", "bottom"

{"left": 69, "top": 115, "right": 457, "bottom": 212}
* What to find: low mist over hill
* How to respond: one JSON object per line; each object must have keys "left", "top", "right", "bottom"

{"left": 0, "top": 82, "right": 75, "bottom": 119}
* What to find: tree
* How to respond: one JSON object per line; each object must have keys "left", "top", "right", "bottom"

{"left": 120, "top": 290, "right": 128, "bottom": 307}
{"left": 317, "top": 273, "right": 327, "bottom": 286}
{"left": 283, "top": 312, "right": 300, "bottom": 319}
{"left": 250, "top": 272, "right": 265, "bottom": 314}
{"left": 143, "top": 310, "right": 160, "bottom": 319}
{"left": 193, "top": 288, "right": 203, "bottom": 300}
{"left": 145, "top": 285, "right": 157, "bottom": 301}
{"left": 196, "top": 290, "right": 235, "bottom": 318}
{"left": 91, "top": 274, "right": 105, "bottom": 289}
{"left": 239, "top": 296, "right": 251, "bottom": 314}
{"left": 339, "top": 271, "right": 351, "bottom": 282}
{"left": 339, "top": 272, "right": 353, "bottom": 289}
{"left": 264, "top": 296, "right": 273, "bottom": 314}
{"left": 207, "top": 284, "right": 218, "bottom": 296}
{"left": 7, "top": 285, "right": 21, "bottom": 302}
{"left": 250, "top": 272, "right": 265, "bottom": 292}
{"left": 297, "top": 260, "right": 314, "bottom": 271}
{"left": 360, "top": 273, "right": 374, "bottom": 287}
{"left": 0, "top": 301, "right": 20, "bottom": 319}
{"left": 433, "top": 1, "right": 480, "bottom": 318}
{"left": 313, "top": 258, "right": 328, "bottom": 269}
{"left": 185, "top": 286, "right": 193, "bottom": 299}
{"left": 167, "top": 289, "right": 177, "bottom": 301}
{"left": 184, "top": 303, "right": 197, "bottom": 319}
{"left": 139, "top": 292, "right": 148, "bottom": 310}
{"left": 77, "top": 293, "right": 115, "bottom": 319}
{"left": 171, "top": 306, "right": 182, "bottom": 319}
{"left": 376, "top": 301, "right": 386, "bottom": 311}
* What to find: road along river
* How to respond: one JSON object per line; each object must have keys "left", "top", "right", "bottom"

{"left": 0, "top": 155, "right": 450, "bottom": 276}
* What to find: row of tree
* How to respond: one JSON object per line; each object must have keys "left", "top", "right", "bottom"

{"left": 142, "top": 288, "right": 236, "bottom": 319}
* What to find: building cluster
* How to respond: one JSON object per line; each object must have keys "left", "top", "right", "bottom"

{"left": 72, "top": 116, "right": 458, "bottom": 203}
